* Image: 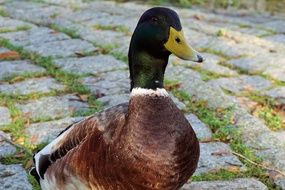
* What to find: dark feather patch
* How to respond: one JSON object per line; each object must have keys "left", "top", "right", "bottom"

{"left": 38, "top": 154, "right": 52, "bottom": 179}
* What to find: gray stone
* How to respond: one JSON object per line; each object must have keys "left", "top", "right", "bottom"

{"left": 263, "top": 66, "right": 285, "bottom": 82}
{"left": 0, "top": 163, "right": 32, "bottom": 190}
{"left": 25, "top": 39, "right": 98, "bottom": 58}
{"left": 182, "top": 178, "right": 268, "bottom": 190}
{"left": 98, "top": 94, "right": 129, "bottom": 109}
{"left": 173, "top": 64, "right": 235, "bottom": 111}
{"left": 16, "top": 95, "right": 88, "bottom": 121}
{"left": 169, "top": 93, "right": 186, "bottom": 110}
{"left": 25, "top": 117, "right": 83, "bottom": 144}
{"left": 228, "top": 54, "right": 285, "bottom": 80}
{"left": 263, "top": 87, "right": 285, "bottom": 105}
{"left": 0, "top": 16, "right": 35, "bottom": 31}
{"left": 0, "top": 60, "right": 46, "bottom": 81}
{"left": 165, "top": 62, "right": 202, "bottom": 83}
{"left": 195, "top": 142, "right": 244, "bottom": 175}
{"left": 0, "top": 47, "right": 10, "bottom": 54}
{"left": 0, "top": 27, "right": 70, "bottom": 47}
{"left": 5, "top": 2, "right": 71, "bottom": 25}
{"left": 0, "top": 77, "right": 65, "bottom": 95}
{"left": 275, "top": 178, "right": 285, "bottom": 190}
{"left": 170, "top": 53, "right": 238, "bottom": 77}
{"left": 0, "top": 132, "right": 16, "bottom": 158}
{"left": 199, "top": 53, "right": 238, "bottom": 76}
{"left": 264, "top": 34, "right": 285, "bottom": 45}
{"left": 81, "top": 70, "right": 129, "bottom": 96}
{"left": 208, "top": 75, "right": 272, "bottom": 94}
{"left": 0, "top": 107, "right": 11, "bottom": 127}
{"left": 209, "top": 38, "right": 267, "bottom": 57}
{"left": 53, "top": 55, "right": 127, "bottom": 75}
{"left": 83, "top": 28, "right": 129, "bottom": 48}
{"left": 186, "top": 114, "right": 212, "bottom": 141}
{"left": 264, "top": 20, "right": 285, "bottom": 33}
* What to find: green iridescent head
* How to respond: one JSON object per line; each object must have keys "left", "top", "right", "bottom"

{"left": 128, "top": 7, "right": 204, "bottom": 90}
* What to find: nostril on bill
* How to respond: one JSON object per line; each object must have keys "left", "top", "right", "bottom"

{"left": 175, "top": 37, "right": 181, "bottom": 43}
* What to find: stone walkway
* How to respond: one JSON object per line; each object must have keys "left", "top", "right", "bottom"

{"left": 0, "top": 0, "right": 284, "bottom": 189}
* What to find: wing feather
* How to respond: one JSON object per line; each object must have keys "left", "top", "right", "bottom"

{"left": 32, "top": 103, "right": 128, "bottom": 180}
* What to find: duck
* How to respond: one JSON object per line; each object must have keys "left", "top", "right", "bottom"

{"left": 31, "top": 7, "right": 204, "bottom": 190}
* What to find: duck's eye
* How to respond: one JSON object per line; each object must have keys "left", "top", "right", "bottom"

{"left": 151, "top": 17, "right": 158, "bottom": 22}
{"left": 175, "top": 37, "right": 181, "bottom": 43}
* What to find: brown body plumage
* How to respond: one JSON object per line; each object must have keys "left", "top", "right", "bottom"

{"left": 42, "top": 95, "right": 199, "bottom": 190}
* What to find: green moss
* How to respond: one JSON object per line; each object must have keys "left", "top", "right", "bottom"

{"left": 93, "top": 24, "right": 130, "bottom": 35}
{"left": 0, "top": 25, "right": 32, "bottom": 33}
{"left": 200, "top": 48, "right": 232, "bottom": 60}
{"left": 0, "top": 7, "right": 9, "bottom": 17}
{"left": 0, "top": 149, "right": 31, "bottom": 165}
{"left": 146, "top": 0, "right": 205, "bottom": 7}
{"left": 28, "top": 175, "right": 41, "bottom": 190}
{"left": 216, "top": 28, "right": 227, "bottom": 37}
{"left": 111, "top": 51, "right": 128, "bottom": 63}
{"left": 192, "top": 170, "right": 239, "bottom": 181}
{"left": 99, "top": 43, "right": 119, "bottom": 55}
{"left": 0, "top": 91, "right": 64, "bottom": 105}
{"left": 187, "top": 65, "right": 225, "bottom": 81}
{"left": 1, "top": 72, "right": 48, "bottom": 83}
{"left": 258, "top": 107, "right": 283, "bottom": 131}
{"left": 238, "top": 24, "right": 251, "bottom": 28}
{"left": 73, "top": 95, "right": 102, "bottom": 117}
{"left": 49, "top": 24, "right": 80, "bottom": 38}
{"left": 0, "top": 97, "right": 27, "bottom": 140}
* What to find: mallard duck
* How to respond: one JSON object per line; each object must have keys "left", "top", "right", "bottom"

{"left": 31, "top": 7, "right": 204, "bottom": 190}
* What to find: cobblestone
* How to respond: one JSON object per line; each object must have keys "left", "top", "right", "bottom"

{"left": 0, "top": 164, "right": 32, "bottom": 190}
{"left": 195, "top": 142, "right": 245, "bottom": 175}
{"left": 53, "top": 55, "right": 127, "bottom": 75}
{"left": 25, "top": 39, "right": 98, "bottom": 58}
{"left": 186, "top": 114, "right": 212, "bottom": 141}
{"left": 0, "top": 131, "right": 16, "bottom": 158}
{"left": 16, "top": 95, "right": 88, "bottom": 121}
{"left": 25, "top": 117, "right": 83, "bottom": 144}
{"left": 182, "top": 178, "right": 268, "bottom": 190}
{"left": 208, "top": 75, "right": 273, "bottom": 94}
{"left": 81, "top": 70, "right": 129, "bottom": 96}
{"left": 0, "top": 77, "right": 65, "bottom": 95}
{"left": 0, "top": 60, "right": 46, "bottom": 81}
{"left": 0, "top": 27, "right": 70, "bottom": 47}
{"left": 0, "top": 107, "right": 11, "bottom": 127}
{"left": 263, "top": 87, "right": 285, "bottom": 105}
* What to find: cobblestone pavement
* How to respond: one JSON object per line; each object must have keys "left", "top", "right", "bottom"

{"left": 0, "top": 0, "right": 285, "bottom": 189}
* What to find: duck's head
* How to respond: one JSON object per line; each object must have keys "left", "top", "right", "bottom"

{"left": 129, "top": 7, "right": 204, "bottom": 90}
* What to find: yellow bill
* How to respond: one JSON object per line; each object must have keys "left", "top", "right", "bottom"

{"left": 164, "top": 27, "right": 204, "bottom": 62}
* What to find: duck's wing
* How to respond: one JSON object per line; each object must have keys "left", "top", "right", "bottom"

{"left": 32, "top": 103, "right": 128, "bottom": 181}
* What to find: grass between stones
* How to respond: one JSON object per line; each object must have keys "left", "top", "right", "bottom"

{"left": 47, "top": 23, "right": 129, "bottom": 63}
{"left": 48, "top": 23, "right": 80, "bottom": 38}
{"left": 246, "top": 92, "right": 285, "bottom": 131}
{"left": 0, "top": 39, "right": 102, "bottom": 189}
{"left": 169, "top": 88, "right": 280, "bottom": 189}
{"left": 185, "top": 65, "right": 227, "bottom": 81}
{"left": 0, "top": 25, "right": 32, "bottom": 33}
{"left": 221, "top": 87, "right": 285, "bottom": 131}
{"left": 0, "top": 7, "right": 9, "bottom": 17}
{"left": 93, "top": 24, "right": 130, "bottom": 35}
